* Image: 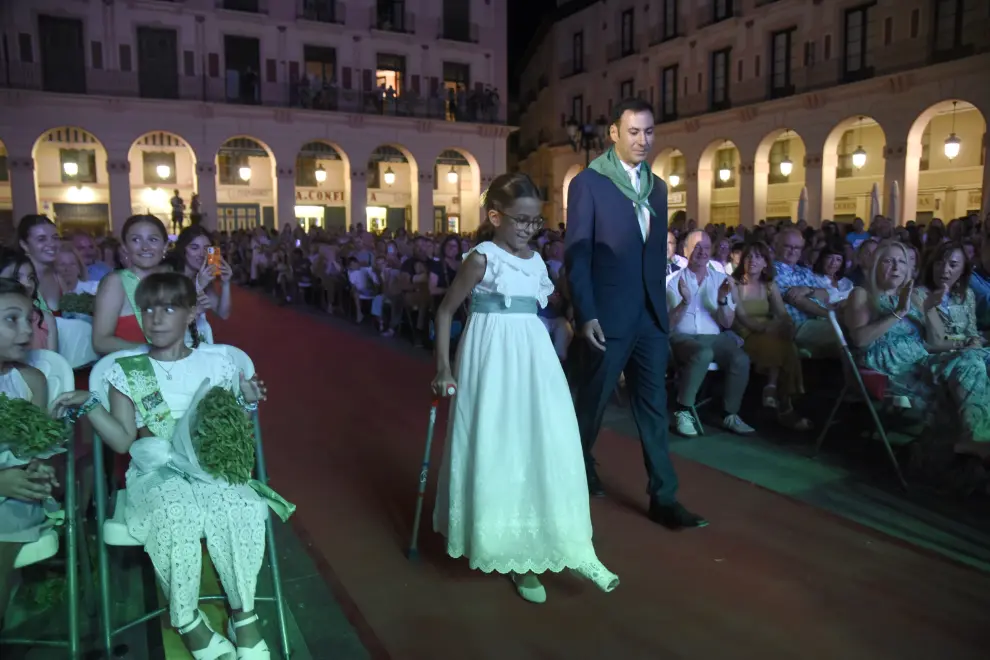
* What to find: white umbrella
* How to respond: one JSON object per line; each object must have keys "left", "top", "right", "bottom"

{"left": 888, "top": 179, "right": 900, "bottom": 226}
{"left": 869, "top": 182, "right": 880, "bottom": 220}
{"left": 797, "top": 186, "right": 808, "bottom": 223}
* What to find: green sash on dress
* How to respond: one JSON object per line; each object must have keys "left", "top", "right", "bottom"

{"left": 118, "top": 270, "right": 148, "bottom": 340}
{"left": 116, "top": 355, "right": 295, "bottom": 522}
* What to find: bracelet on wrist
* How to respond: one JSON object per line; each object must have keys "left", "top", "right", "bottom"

{"left": 235, "top": 389, "right": 259, "bottom": 412}
{"left": 892, "top": 311, "right": 904, "bottom": 320}
{"left": 67, "top": 393, "right": 101, "bottom": 422}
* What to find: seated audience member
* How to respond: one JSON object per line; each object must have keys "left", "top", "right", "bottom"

{"left": 970, "top": 239, "right": 990, "bottom": 335}
{"left": 371, "top": 256, "right": 403, "bottom": 336}
{"left": 539, "top": 262, "right": 573, "bottom": 362}
{"left": 169, "top": 226, "right": 233, "bottom": 344}
{"left": 542, "top": 239, "right": 565, "bottom": 280}
{"left": 731, "top": 242, "right": 810, "bottom": 430}
{"left": 0, "top": 250, "right": 58, "bottom": 352}
{"left": 71, "top": 231, "right": 112, "bottom": 282}
{"left": 813, "top": 246, "right": 854, "bottom": 304}
{"left": 55, "top": 244, "right": 99, "bottom": 295}
{"left": 845, "top": 217, "right": 871, "bottom": 249}
{"left": 18, "top": 215, "right": 62, "bottom": 314}
{"left": 347, "top": 256, "right": 380, "bottom": 324}
{"left": 846, "top": 237, "right": 879, "bottom": 287}
{"left": 903, "top": 241, "right": 921, "bottom": 281}
{"left": 398, "top": 237, "right": 434, "bottom": 346}
{"left": 917, "top": 241, "right": 988, "bottom": 363}
{"left": 666, "top": 231, "right": 686, "bottom": 276}
{"left": 772, "top": 228, "right": 835, "bottom": 356}
{"left": 843, "top": 240, "right": 990, "bottom": 476}
{"left": 666, "top": 231, "right": 755, "bottom": 437}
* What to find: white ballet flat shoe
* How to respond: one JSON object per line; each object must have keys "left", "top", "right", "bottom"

{"left": 177, "top": 610, "right": 236, "bottom": 660}
{"left": 227, "top": 612, "right": 271, "bottom": 659}
{"left": 511, "top": 573, "right": 547, "bottom": 604}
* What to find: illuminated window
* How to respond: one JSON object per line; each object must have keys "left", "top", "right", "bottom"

{"left": 376, "top": 53, "right": 405, "bottom": 96}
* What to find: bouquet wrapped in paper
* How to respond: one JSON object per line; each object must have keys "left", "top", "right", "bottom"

{"left": 0, "top": 392, "right": 70, "bottom": 461}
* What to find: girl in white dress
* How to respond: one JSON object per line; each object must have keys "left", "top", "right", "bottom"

{"left": 431, "top": 173, "right": 618, "bottom": 604}
{"left": 53, "top": 272, "right": 270, "bottom": 660}
{"left": 0, "top": 277, "right": 58, "bottom": 625}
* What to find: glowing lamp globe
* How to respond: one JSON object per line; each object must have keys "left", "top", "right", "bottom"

{"left": 779, "top": 157, "right": 793, "bottom": 177}
{"left": 238, "top": 165, "right": 252, "bottom": 182}
{"left": 63, "top": 161, "right": 79, "bottom": 177}
{"left": 447, "top": 168, "right": 459, "bottom": 184}
{"left": 383, "top": 167, "right": 396, "bottom": 186}
{"left": 718, "top": 166, "right": 731, "bottom": 182}
{"left": 314, "top": 165, "right": 327, "bottom": 183}
{"left": 668, "top": 174, "right": 680, "bottom": 188}
{"left": 156, "top": 163, "right": 171, "bottom": 180}
{"left": 852, "top": 146, "right": 867, "bottom": 169}
{"left": 943, "top": 134, "right": 960, "bottom": 160}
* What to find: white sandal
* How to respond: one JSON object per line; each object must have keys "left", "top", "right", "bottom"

{"left": 227, "top": 612, "right": 271, "bottom": 659}
{"left": 177, "top": 610, "right": 236, "bottom": 660}
{"left": 511, "top": 573, "right": 547, "bottom": 604}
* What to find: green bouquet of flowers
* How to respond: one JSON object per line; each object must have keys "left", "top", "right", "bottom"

{"left": 59, "top": 293, "right": 95, "bottom": 316}
{"left": 0, "top": 392, "right": 70, "bottom": 459}
{"left": 190, "top": 387, "right": 256, "bottom": 485}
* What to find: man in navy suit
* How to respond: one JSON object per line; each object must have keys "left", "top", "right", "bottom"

{"left": 565, "top": 99, "right": 706, "bottom": 530}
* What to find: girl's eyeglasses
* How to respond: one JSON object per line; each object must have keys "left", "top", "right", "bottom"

{"left": 501, "top": 212, "right": 545, "bottom": 232}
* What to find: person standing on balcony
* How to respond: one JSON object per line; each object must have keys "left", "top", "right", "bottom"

{"left": 564, "top": 98, "right": 706, "bottom": 531}
{"left": 170, "top": 190, "right": 185, "bottom": 235}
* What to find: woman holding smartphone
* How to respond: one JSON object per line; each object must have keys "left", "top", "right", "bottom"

{"left": 168, "top": 226, "right": 233, "bottom": 345}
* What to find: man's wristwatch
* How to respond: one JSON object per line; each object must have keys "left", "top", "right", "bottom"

{"left": 718, "top": 298, "right": 728, "bottom": 306}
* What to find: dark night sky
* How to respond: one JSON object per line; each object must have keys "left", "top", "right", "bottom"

{"left": 507, "top": 0, "right": 557, "bottom": 95}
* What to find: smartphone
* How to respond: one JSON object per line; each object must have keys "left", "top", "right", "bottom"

{"left": 295, "top": 239, "right": 302, "bottom": 248}
{"left": 206, "top": 246, "right": 221, "bottom": 269}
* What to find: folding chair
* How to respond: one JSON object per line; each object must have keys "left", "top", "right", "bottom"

{"left": 89, "top": 344, "right": 292, "bottom": 658}
{"left": 1, "top": 350, "right": 81, "bottom": 658}
{"left": 814, "top": 311, "right": 909, "bottom": 490}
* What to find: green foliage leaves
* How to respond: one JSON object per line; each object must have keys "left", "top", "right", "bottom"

{"left": 0, "top": 393, "right": 69, "bottom": 459}
{"left": 191, "top": 387, "right": 255, "bottom": 485}
{"left": 59, "top": 293, "right": 95, "bottom": 315}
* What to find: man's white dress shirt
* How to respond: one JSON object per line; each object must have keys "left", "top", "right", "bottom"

{"left": 666, "top": 263, "right": 735, "bottom": 336}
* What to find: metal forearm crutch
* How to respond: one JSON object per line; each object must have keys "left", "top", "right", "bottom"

{"left": 407, "top": 387, "right": 454, "bottom": 560}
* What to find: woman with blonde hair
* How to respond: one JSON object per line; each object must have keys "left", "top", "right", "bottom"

{"left": 843, "top": 240, "right": 990, "bottom": 484}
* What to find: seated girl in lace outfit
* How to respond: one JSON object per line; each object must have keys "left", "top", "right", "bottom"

{"left": 54, "top": 272, "right": 272, "bottom": 660}
{"left": 0, "top": 278, "right": 59, "bottom": 626}
{"left": 431, "top": 173, "right": 618, "bottom": 605}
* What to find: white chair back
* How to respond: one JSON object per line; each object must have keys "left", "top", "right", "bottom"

{"left": 28, "top": 349, "right": 74, "bottom": 406}
{"left": 88, "top": 344, "right": 254, "bottom": 406}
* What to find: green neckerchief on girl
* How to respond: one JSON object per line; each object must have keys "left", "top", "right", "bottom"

{"left": 115, "top": 355, "right": 295, "bottom": 522}
{"left": 118, "top": 269, "right": 148, "bottom": 340}
{"left": 587, "top": 145, "right": 657, "bottom": 217}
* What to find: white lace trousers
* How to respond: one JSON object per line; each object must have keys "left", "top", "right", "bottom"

{"left": 128, "top": 477, "right": 268, "bottom": 627}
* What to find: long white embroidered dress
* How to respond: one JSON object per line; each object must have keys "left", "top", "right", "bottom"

{"left": 104, "top": 349, "right": 268, "bottom": 627}
{"left": 433, "top": 242, "right": 618, "bottom": 590}
{"left": 0, "top": 368, "right": 47, "bottom": 543}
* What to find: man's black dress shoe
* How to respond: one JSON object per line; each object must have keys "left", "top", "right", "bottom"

{"left": 587, "top": 468, "right": 605, "bottom": 498}
{"left": 648, "top": 502, "right": 708, "bottom": 529}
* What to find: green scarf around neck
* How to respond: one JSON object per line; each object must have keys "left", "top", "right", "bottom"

{"left": 587, "top": 146, "right": 657, "bottom": 217}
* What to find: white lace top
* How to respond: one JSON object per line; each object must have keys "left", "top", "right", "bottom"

{"left": 105, "top": 349, "right": 238, "bottom": 428}
{"left": 467, "top": 242, "right": 555, "bottom": 309}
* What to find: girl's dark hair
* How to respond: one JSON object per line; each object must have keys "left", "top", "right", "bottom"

{"left": 167, "top": 225, "right": 213, "bottom": 273}
{"left": 813, "top": 245, "right": 847, "bottom": 280}
{"left": 922, "top": 240, "right": 972, "bottom": 300}
{"left": 134, "top": 272, "right": 200, "bottom": 347}
{"left": 477, "top": 172, "right": 542, "bottom": 243}
{"left": 732, "top": 241, "right": 775, "bottom": 284}
{"left": 0, "top": 277, "right": 30, "bottom": 298}
{"left": 121, "top": 214, "right": 168, "bottom": 242}
{"left": 0, "top": 250, "right": 43, "bottom": 329}
{"left": 16, "top": 214, "right": 56, "bottom": 247}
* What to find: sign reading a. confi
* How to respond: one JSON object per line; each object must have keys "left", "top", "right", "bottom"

{"left": 296, "top": 189, "right": 346, "bottom": 202}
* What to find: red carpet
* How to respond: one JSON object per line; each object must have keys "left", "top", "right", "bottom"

{"left": 214, "top": 288, "right": 990, "bottom": 660}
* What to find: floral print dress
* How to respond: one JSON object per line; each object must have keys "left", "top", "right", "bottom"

{"left": 855, "top": 293, "right": 990, "bottom": 444}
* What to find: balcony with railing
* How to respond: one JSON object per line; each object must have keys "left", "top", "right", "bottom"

{"left": 437, "top": 19, "right": 479, "bottom": 44}
{"left": 606, "top": 38, "right": 639, "bottom": 63}
{"left": 299, "top": 0, "right": 345, "bottom": 25}
{"left": 558, "top": 59, "right": 585, "bottom": 79}
{"left": 371, "top": 3, "right": 414, "bottom": 34}
{"left": 0, "top": 63, "right": 507, "bottom": 125}
{"left": 216, "top": 0, "right": 268, "bottom": 14}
